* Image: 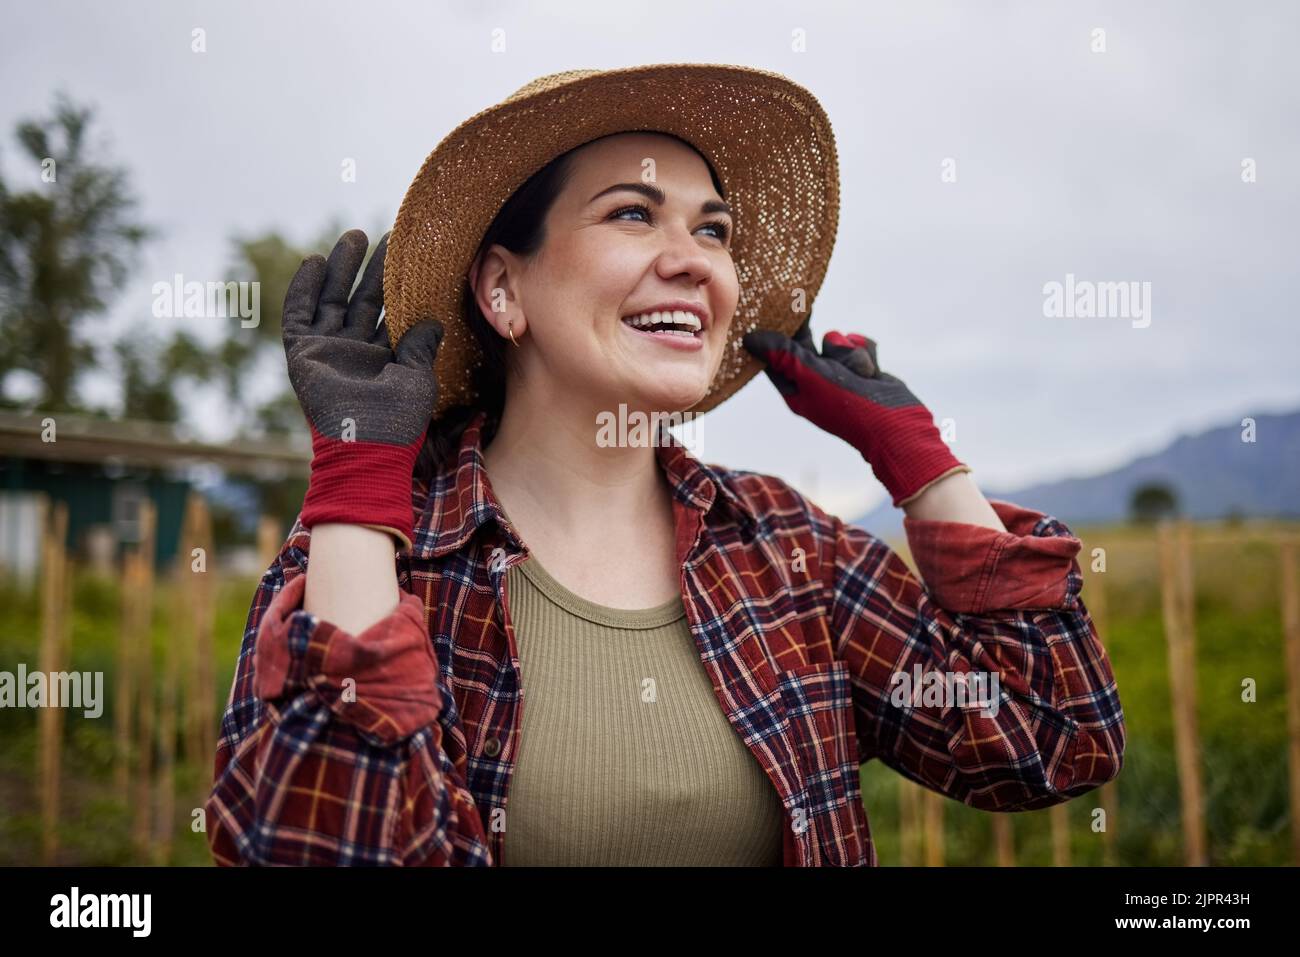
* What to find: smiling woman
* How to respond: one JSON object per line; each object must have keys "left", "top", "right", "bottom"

{"left": 467, "top": 131, "right": 739, "bottom": 430}
{"left": 420, "top": 128, "right": 735, "bottom": 462}
{"left": 206, "top": 65, "right": 1125, "bottom": 868}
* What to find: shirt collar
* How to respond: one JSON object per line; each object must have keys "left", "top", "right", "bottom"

{"left": 412, "top": 408, "right": 758, "bottom": 560}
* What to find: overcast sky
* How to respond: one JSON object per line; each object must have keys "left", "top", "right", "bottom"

{"left": 3, "top": 0, "right": 1296, "bottom": 519}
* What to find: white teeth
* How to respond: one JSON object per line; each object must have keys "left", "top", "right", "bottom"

{"left": 622, "top": 309, "right": 703, "bottom": 333}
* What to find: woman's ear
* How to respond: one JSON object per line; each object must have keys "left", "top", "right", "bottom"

{"left": 468, "top": 249, "right": 494, "bottom": 313}
{"left": 471, "top": 244, "right": 524, "bottom": 342}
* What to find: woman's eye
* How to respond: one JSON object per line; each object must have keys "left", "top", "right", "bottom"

{"left": 610, "top": 204, "right": 652, "bottom": 223}
{"left": 609, "top": 204, "right": 731, "bottom": 244}
{"left": 701, "top": 220, "right": 731, "bottom": 243}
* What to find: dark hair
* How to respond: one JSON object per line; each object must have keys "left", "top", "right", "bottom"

{"left": 412, "top": 132, "right": 726, "bottom": 486}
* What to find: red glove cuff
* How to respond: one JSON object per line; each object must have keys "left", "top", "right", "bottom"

{"left": 847, "top": 404, "right": 968, "bottom": 508}
{"left": 299, "top": 425, "right": 425, "bottom": 550}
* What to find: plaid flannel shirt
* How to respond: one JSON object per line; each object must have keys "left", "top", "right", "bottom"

{"left": 206, "top": 408, "right": 1125, "bottom": 866}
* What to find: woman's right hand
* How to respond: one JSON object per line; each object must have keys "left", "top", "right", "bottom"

{"left": 283, "top": 228, "right": 444, "bottom": 550}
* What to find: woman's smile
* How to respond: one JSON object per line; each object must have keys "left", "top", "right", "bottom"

{"left": 619, "top": 310, "right": 706, "bottom": 352}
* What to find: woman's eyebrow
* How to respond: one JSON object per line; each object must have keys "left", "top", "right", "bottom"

{"left": 588, "top": 181, "right": 731, "bottom": 217}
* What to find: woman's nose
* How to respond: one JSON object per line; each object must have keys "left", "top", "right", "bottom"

{"left": 654, "top": 222, "right": 713, "bottom": 282}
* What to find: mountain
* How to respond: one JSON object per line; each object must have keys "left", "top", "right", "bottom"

{"left": 849, "top": 408, "right": 1300, "bottom": 538}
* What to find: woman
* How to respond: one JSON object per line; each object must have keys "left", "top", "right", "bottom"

{"left": 206, "top": 65, "right": 1124, "bottom": 866}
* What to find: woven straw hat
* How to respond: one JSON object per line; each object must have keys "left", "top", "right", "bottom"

{"left": 383, "top": 63, "right": 840, "bottom": 421}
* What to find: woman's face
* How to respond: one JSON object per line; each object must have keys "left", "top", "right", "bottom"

{"left": 472, "top": 131, "right": 739, "bottom": 418}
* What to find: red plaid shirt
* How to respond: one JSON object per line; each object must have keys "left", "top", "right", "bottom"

{"left": 206, "top": 408, "right": 1125, "bottom": 866}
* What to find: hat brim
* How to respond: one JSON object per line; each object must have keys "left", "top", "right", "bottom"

{"left": 384, "top": 63, "right": 840, "bottom": 422}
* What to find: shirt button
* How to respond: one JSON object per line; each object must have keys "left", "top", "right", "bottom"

{"left": 483, "top": 736, "right": 501, "bottom": 757}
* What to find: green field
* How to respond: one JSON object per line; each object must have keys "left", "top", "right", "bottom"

{"left": 1, "top": 520, "right": 1296, "bottom": 865}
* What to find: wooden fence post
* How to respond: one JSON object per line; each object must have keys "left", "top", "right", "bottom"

{"left": 37, "top": 497, "right": 70, "bottom": 864}
{"left": 992, "top": 814, "right": 1015, "bottom": 867}
{"left": 257, "top": 514, "right": 280, "bottom": 571}
{"left": 156, "top": 597, "right": 177, "bottom": 864}
{"left": 174, "top": 492, "right": 217, "bottom": 838}
{"left": 923, "top": 788, "right": 945, "bottom": 866}
{"left": 129, "top": 499, "right": 157, "bottom": 860}
{"left": 1157, "top": 519, "right": 1207, "bottom": 865}
{"left": 1280, "top": 540, "right": 1300, "bottom": 866}
{"left": 182, "top": 494, "right": 217, "bottom": 785}
{"left": 1084, "top": 556, "right": 1120, "bottom": 865}
{"left": 193, "top": 497, "right": 216, "bottom": 780}
{"left": 899, "top": 775, "right": 919, "bottom": 866}
{"left": 155, "top": 492, "right": 197, "bottom": 865}
{"left": 1050, "top": 804, "right": 1070, "bottom": 866}
{"left": 1100, "top": 778, "right": 1119, "bottom": 866}
{"left": 113, "top": 536, "right": 135, "bottom": 802}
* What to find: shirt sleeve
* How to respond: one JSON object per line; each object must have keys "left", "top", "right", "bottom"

{"left": 204, "top": 518, "right": 493, "bottom": 865}
{"left": 828, "top": 499, "right": 1125, "bottom": 812}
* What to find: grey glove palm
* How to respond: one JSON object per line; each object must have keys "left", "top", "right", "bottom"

{"left": 284, "top": 229, "right": 444, "bottom": 549}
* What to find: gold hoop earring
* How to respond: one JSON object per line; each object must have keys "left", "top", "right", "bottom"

{"left": 507, "top": 318, "right": 521, "bottom": 348}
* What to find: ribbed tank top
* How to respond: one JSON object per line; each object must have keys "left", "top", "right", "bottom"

{"left": 499, "top": 553, "right": 786, "bottom": 866}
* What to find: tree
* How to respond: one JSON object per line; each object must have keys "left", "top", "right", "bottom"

{"left": 213, "top": 218, "right": 387, "bottom": 438}
{"left": 207, "top": 221, "right": 386, "bottom": 534}
{"left": 1130, "top": 482, "right": 1180, "bottom": 523}
{"left": 114, "top": 331, "right": 214, "bottom": 423}
{"left": 0, "top": 91, "right": 152, "bottom": 411}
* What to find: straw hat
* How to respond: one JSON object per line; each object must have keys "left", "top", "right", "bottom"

{"left": 383, "top": 63, "right": 840, "bottom": 421}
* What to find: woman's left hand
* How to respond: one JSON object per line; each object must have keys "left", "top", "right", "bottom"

{"left": 743, "top": 316, "right": 970, "bottom": 507}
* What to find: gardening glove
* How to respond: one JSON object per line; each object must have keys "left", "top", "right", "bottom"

{"left": 743, "top": 315, "right": 969, "bottom": 507}
{"left": 282, "top": 229, "right": 444, "bottom": 551}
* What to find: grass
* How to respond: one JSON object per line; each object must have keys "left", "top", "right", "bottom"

{"left": 0, "top": 569, "right": 253, "bottom": 866}
{"left": 864, "top": 520, "right": 1297, "bottom": 865}
{"left": 1, "top": 519, "right": 1297, "bottom": 864}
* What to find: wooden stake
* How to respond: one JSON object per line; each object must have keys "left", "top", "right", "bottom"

{"left": 899, "top": 775, "right": 918, "bottom": 866}
{"left": 194, "top": 497, "right": 216, "bottom": 776}
{"left": 1101, "top": 780, "right": 1119, "bottom": 867}
{"left": 130, "top": 499, "right": 157, "bottom": 859}
{"left": 1281, "top": 541, "right": 1300, "bottom": 866}
{"left": 179, "top": 504, "right": 193, "bottom": 768}
{"left": 113, "top": 534, "right": 135, "bottom": 802}
{"left": 155, "top": 500, "right": 187, "bottom": 865}
{"left": 37, "top": 497, "right": 70, "bottom": 864}
{"left": 1051, "top": 803, "right": 1071, "bottom": 866}
{"left": 1084, "top": 559, "right": 1120, "bottom": 866}
{"left": 1158, "top": 520, "right": 1207, "bottom": 865}
{"left": 174, "top": 492, "right": 218, "bottom": 833}
{"left": 992, "top": 814, "right": 1015, "bottom": 866}
{"left": 257, "top": 514, "right": 280, "bottom": 572}
{"left": 923, "top": 787, "right": 945, "bottom": 866}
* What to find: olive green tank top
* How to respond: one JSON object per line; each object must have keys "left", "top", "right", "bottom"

{"left": 500, "top": 553, "right": 786, "bottom": 866}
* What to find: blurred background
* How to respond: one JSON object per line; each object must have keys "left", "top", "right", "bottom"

{"left": 0, "top": 0, "right": 1297, "bottom": 865}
